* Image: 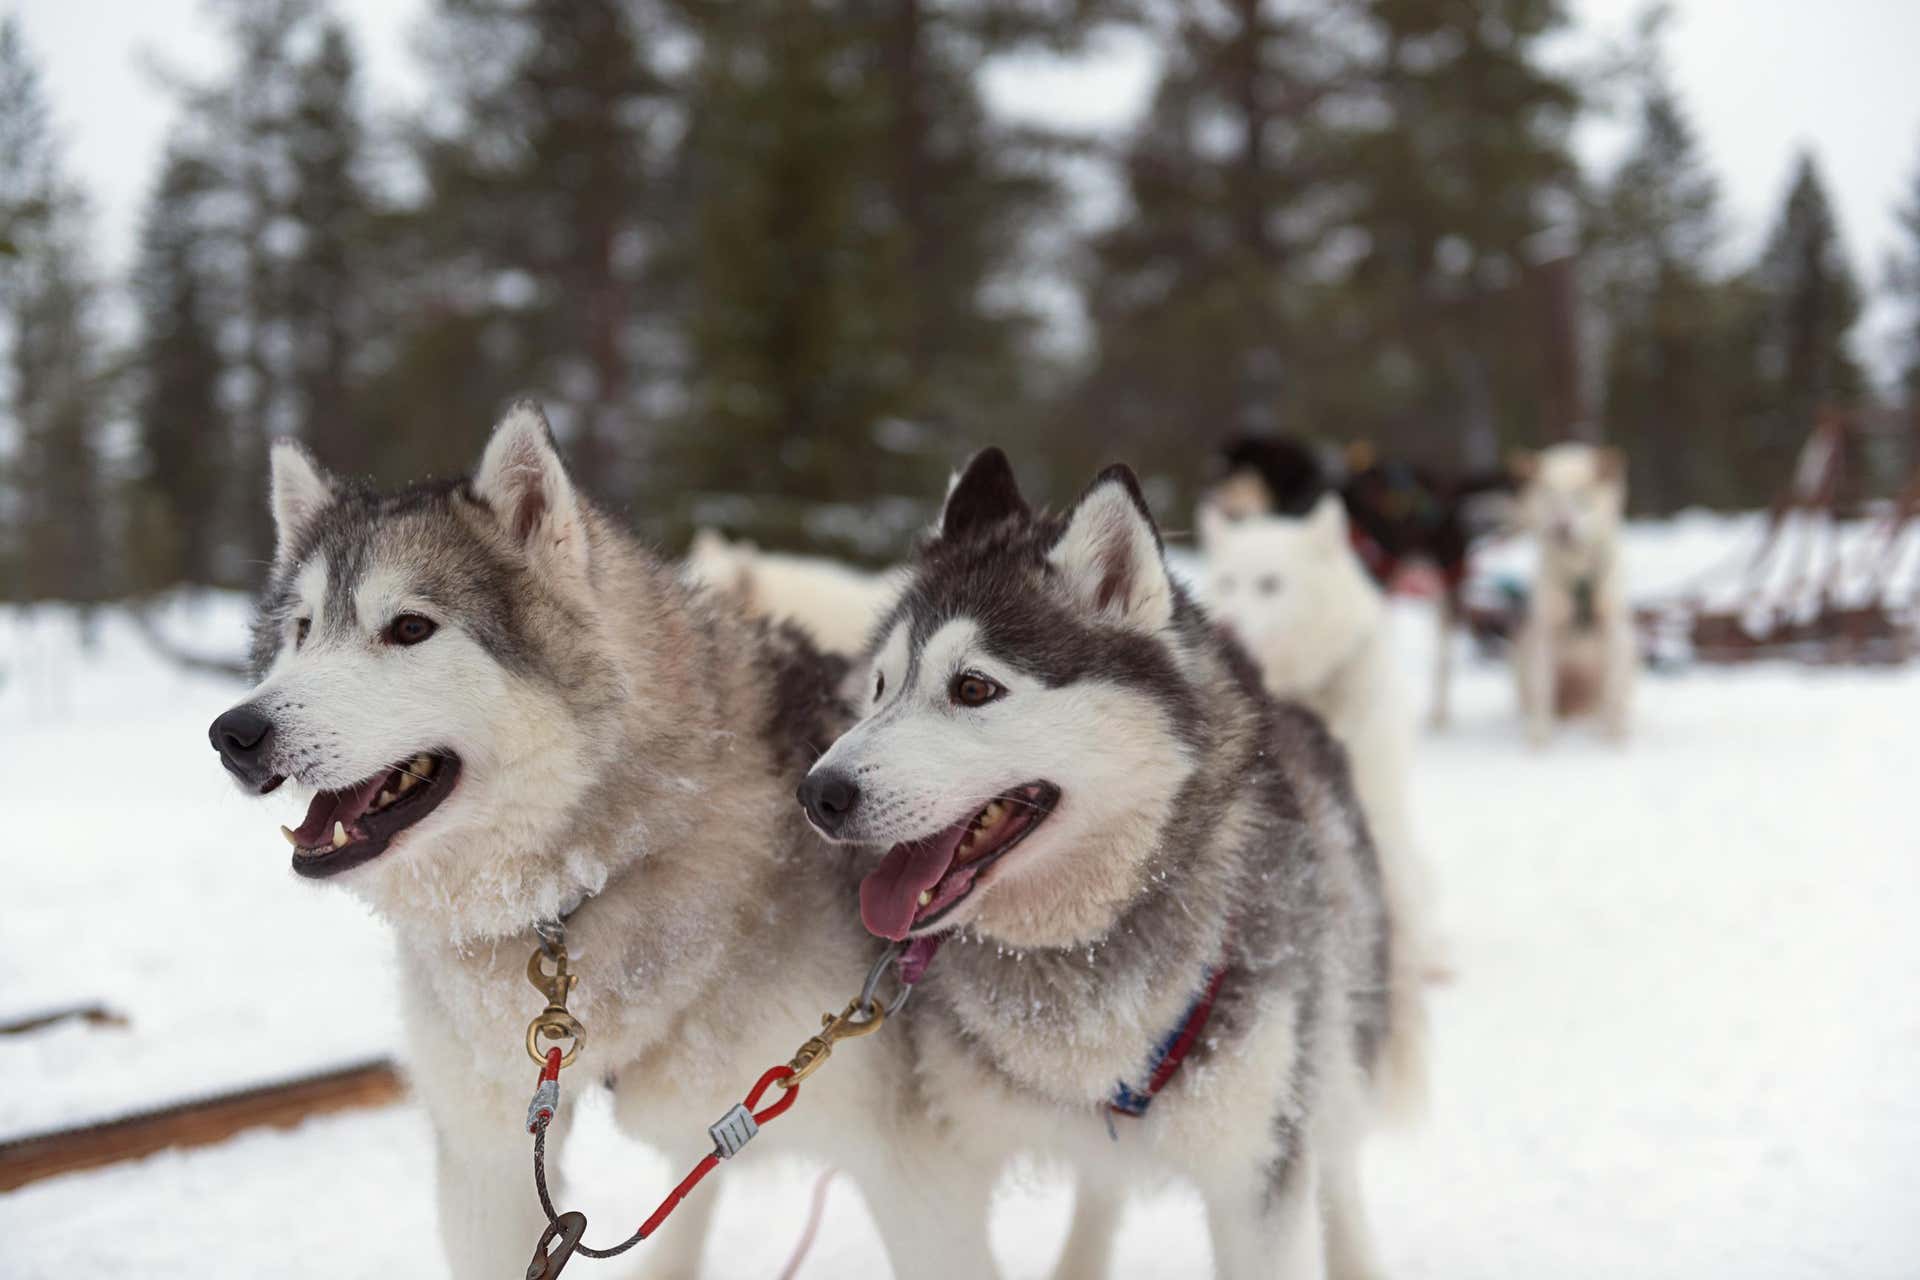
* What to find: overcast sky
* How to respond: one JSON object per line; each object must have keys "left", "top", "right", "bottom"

{"left": 11, "top": 0, "right": 1920, "bottom": 382}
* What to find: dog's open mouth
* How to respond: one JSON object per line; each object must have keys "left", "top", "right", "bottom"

{"left": 860, "top": 782, "right": 1059, "bottom": 941}
{"left": 281, "top": 751, "right": 461, "bottom": 879}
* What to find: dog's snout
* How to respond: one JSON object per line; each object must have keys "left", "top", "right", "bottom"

{"left": 209, "top": 705, "right": 276, "bottom": 782}
{"left": 797, "top": 770, "right": 861, "bottom": 835}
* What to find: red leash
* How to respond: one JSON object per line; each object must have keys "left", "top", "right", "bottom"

{"left": 523, "top": 940, "right": 915, "bottom": 1278}
{"left": 637, "top": 1064, "right": 801, "bottom": 1239}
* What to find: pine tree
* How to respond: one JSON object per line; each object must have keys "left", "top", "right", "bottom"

{"left": 152, "top": 1, "right": 384, "bottom": 576}
{"left": 214, "top": 0, "right": 317, "bottom": 570}
{"left": 1340, "top": 0, "right": 1583, "bottom": 462}
{"left": 284, "top": 21, "right": 374, "bottom": 475}
{"left": 1071, "top": 0, "right": 1350, "bottom": 508}
{"left": 1890, "top": 136, "right": 1920, "bottom": 406}
{"left": 663, "top": 0, "right": 1115, "bottom": 550}
{"left": 1587, "top": 7, "right": 1730, "bottom": 511}
{"left": 1745, "top": 151, "right": 1863, "bottom": 500}
{"left": 410, "top": 0, "right": 666, "bottom": 501}
{"left": 130, "top": 142, "right": 228, "bottom": 588}
{"left": 1076, "top": 0, "right": 1582, "bottom": 503}
{"left": 0, "top": 18, "right": 109, "bottom": 602}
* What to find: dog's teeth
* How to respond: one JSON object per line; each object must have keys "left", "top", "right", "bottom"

{"left": 982, "top": 801, "right": 1006, "bottom": 827}
{"left": 332, "top": 821, "right": 349, "bottom": 849}
{"left": 918, "top": 890, "right": 933, "bottom": 907}
{"left": 280, "top": 825, "right": 299, "bottom": 847}
{"left": 376, "top": 789, "right": 395, "bottom": 808}
{"left": 414, "top": 754, "right": 433, "bottom": 774}
{"left": 397, "top": 772, "right": 417, "bottom": 793}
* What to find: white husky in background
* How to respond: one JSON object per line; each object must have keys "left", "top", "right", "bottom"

{"left": 1512, "top": 443, "right": 1637, "bottom": 745}
{"left": 1201, "top": 495, "right": 1443, "bottom": 991}
{"left": 683, "top": 527, "right": 900, "bottom": 655}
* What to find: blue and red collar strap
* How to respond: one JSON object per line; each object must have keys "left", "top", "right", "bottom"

{"left": 1109, "top": 964, "right": 1229, "bottom": 1118}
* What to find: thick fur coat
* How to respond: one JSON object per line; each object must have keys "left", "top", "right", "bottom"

{"left": 211, "top": 407, "right": 987, "bottom": 1276}
{"left": 801, "top": 450, "right": 1423, "bottom": 1279}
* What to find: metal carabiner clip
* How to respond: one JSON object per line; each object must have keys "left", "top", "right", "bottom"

{"left": 525, "top": 1211, "right": 587, "bottom": 1280}
{"left": 526, "top": 945, "right": 586, "bottom": 1068}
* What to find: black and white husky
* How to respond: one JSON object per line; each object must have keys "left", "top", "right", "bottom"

{"left": 799, "top": 450, "right": 1425, "bottom": 1278}
{"left": 206, "top": 406, "right": 987, "bottom": 1276}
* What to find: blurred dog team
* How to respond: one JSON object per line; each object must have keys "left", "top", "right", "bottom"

{"left": 207, "top": 404, "right": 1630, "bottom": 1277}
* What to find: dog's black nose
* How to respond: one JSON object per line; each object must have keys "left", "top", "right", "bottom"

{"left": 797, "top": 770, "right": 860, "bottom": 835}
{"left": 209, "top": 705, "right": 276, "bottom": 782}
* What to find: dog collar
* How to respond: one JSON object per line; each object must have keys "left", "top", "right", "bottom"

{"left": 1572, "top": 576, "right": 1598, "bottom": 632}
{"left": 1109, "top": 963, "right": 1229, "bottom": 1118}
{"left": 1349, "top": 526, "right": 1397, "bottom": 589}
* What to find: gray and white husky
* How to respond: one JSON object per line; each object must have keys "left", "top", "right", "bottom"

{"left": 799, "top": 450, "right": 1426, "bottom": 1279}
{"left": 207, "top": 405, "right": 986, "bottom": 1277}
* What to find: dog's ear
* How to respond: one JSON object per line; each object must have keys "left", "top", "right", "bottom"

{"left": 1196, "top": 501, "right": 1234, "bottom": 550}
{"left": 1051, "top": 465, "right": 1174, "bottom": 631}
{"left": 269, "top": 440, "right": 335, "bottom": 569}
{"left": 474, "top": 400, "right": 590, "bottom": 582}
{"left": 1308, "top": 491, "right": 1348, "bottom": 546}
{"left": 939, "top": 447, "right": 1029, "bottom": 541}
{"left": 686, "top": 528, "right": 751, "bottom": 596}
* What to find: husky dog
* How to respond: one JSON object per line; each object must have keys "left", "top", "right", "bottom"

{"left": 683, "top": 527, "right": 901, "bottom": 656}
{"left": 206, "top": 405, "right": 980, "bottom": 1277}
{"left": 798, "top": 450, "right": 1422, "bottom": 1279}
{"left": 1200, "top": 495, "right": 1442, "bottom": 996}
{"left": 1208, "top": 435, "right": 1518, "bottom": 728}
{"left": 1512, "top": 443, "right": 1636, "bottom": 745}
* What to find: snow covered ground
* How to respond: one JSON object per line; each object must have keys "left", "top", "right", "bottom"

{"left": 2, "top": 518, "right": 1917, "bottom": 1278}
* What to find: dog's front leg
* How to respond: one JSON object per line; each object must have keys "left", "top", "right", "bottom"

{"left": 422, "top": 1077, "right": 568, "bottom": 1277}
{"left": 1514, "top": 617, "right": 1555, "bottom": 747}
{"left": 1428, "top": 591, "right": 1456, "bottom": 729}
{"left": 401, "top": 972, "right": 561, "bottom": 1276}
{"left": 1315, "top": 1131, "right": 1384, "bottom": 1280}
{"left": 1600, "top": 617, "right": 1636, "bottom": 743}
{"left": 853, "top": 1151, "right": 1001, "bottom": 1280}
{"left": 1200, "top": 1147, "right": 1326, "bottom": 1280}
{"left": 1054, "top": 1175, "right": 1126, "bottom": 1280}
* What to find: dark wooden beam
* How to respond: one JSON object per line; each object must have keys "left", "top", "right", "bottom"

{"left": 0, "top": 1058, "right": 404, "bottom": 1191}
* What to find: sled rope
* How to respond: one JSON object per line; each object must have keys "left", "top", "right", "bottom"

{"left": 521, "top": 936, "right": 917, "bottom": 1278}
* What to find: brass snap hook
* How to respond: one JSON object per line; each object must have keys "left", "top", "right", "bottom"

{"left": 777, "top": 997, "right": 885, "bottom": 1089}
{"left": 528, "top": 947, "right": 578, "bottom": 1005}
{"left": 526, "top": 945, "right": 586, "bottom": 1068}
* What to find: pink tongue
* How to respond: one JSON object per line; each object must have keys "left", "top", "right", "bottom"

{"left": 860, "top": 824, "right": 969, "bottom": 941}
{"left": 290, "top": 771, "right": 390, "bottom": 846}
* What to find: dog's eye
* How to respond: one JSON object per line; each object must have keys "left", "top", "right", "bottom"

{"left": 385, "top": 614, "right": 438, "bottom": 647}
{"left": 294, "top": 617, "right": 311, "bottom": 648}
{"left": 950, "top": 672, "right": 1004, "bottom": 708}
{"left": 873, "top": 669, "right": 886, "bottom": 702}
{"left": 1255, "top": 575, "right": 1282, "bottom": 597}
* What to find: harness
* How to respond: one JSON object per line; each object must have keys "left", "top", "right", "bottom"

{"left": 1348, "top": 525, "right": 1398, "bottom": 589}
{"left": 519, "top": 892, "right": 1234, "bottom": 1272}
{"left": 520, "top": 913, "right": 916, "bottom": 1278}
{"left": 1109, "top": 964, "right": 1229, "bottom": 1118}
{"left": 1563, "top": 546, "right": 1614, "bottom": 633}
{"left": 1571, "top": 575, "right": 1598, "bottom": 633}
{"left": 1349, "top": 524, "right": 1468, "bottom": 595}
